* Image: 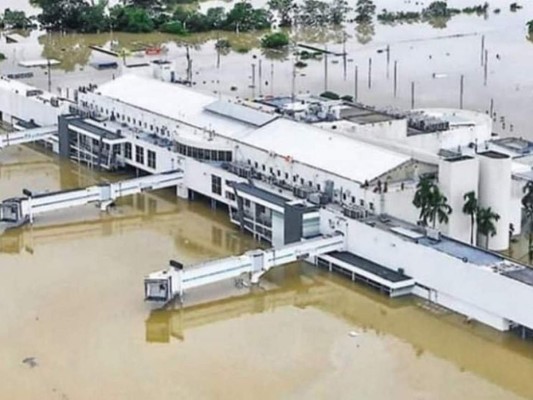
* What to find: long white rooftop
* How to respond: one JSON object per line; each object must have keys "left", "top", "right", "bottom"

{"left": 95, "top": 74, "right": 262, "bottom": 138}
{"left": 240, "top": 119, "right": 411, "bottom": 182}
{"left": 94, "top": 75, "right": 412, "bottom": 183}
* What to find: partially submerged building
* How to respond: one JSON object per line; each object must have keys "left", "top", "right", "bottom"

{"left": 2, "top": 73, "right": 533, "bottom": 337}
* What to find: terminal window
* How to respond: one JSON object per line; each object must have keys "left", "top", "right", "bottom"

{"left": 147, "top": 150, "right": 156, "bottom": 169}
{"left": 211, "top": 175, "right": 222, "bottom": 195}
{"left": 136, "top": 145, "right": 144, "bottom": 164}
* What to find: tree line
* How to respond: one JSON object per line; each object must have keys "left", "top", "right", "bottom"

{"left": 22, "top": 0, "right": 362, "bottom": 34}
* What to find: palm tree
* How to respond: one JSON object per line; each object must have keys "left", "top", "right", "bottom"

{"left": 413, "top": 178, "right": 434, "bottom": 225}
{"left": 522, "top": 181, "right": 533, "bottom": 255}
{"left": 423, "top": 189, "right": 452, "bottom": 228}
{"left": 462, "top": 191, "right": 478, "bottom": 245}
{"left": 477, "top": 207, "right": 500, "bottom": 249}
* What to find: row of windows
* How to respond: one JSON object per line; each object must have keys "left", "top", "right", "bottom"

{"left": 177, "top": 142, "right": 232, "bottom": 162}
{"left": 91, "top": 104, "right": 170, "bottom": 137}
{"left": 124, "top": 143, "right": 157, "bottom": 169}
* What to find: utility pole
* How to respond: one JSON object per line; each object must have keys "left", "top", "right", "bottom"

{"left": 489, "top": 98, "right": 494, "bottom": 118}
{"left": 47, "top": 59, "right": 51, "bottom": 93}
{"left": 270, "top": 61, "right": 274, "bottom": 96}
{"left": 354, "top": 65, "right": 358, "bottom": 102}
{"left": 342, "top": 32, "right": 347, "bottom": 81}
{"left": 251, "top": 63, "right": 256, "bottom": 98}
{"left": 483, "top": 49, "right": 488, "bottom": 86}
{"left": 386, "top": 44, "right": 390, "bottom": 79}
{"left": 480, "top": 34, "right": 485, "bottom": 66}
{"left": 324, "top": 46, "right": 329, "bottom": 92}
{"left": 411, "top": 81, "right": 415, "bottom": 109}
{"left": 368, "top": 57, "right": 372, "bottom": 89}
{"left": 459, "top": 74, "right": 464, "bottom": 109}
{"left": 393, "top": 60, "right": 398, "bottom": 97}
{"left": 291, "top": 57, "right": 296, "bottom": 103}
{"left": 258, "top": 59, "right": 262, "bottom": 97}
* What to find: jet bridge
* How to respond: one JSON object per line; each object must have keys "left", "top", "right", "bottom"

{"left": 0, "top": 170, "right": 183, "bottom": 233}
{"left": 0, "top": 125, "right": 57, "bottom": 149}
{"left": 144, "top": 234, "right": 345, "bottom": 302}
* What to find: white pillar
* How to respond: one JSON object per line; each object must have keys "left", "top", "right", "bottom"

{"left": 478, "top": 150, "right": 511, "bottom": 251}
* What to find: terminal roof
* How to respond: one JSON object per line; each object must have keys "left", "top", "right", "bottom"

{"left": 241, "top": 118, "right": 411, "bottom": 183}
{"left": 95, "top": 75, "right": 259, "bottom": 138}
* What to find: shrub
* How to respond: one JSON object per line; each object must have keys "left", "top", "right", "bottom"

{"left": 261, "top": 32, "right": 289, "bottom": 49}
{"left": 320, "top": 91, "right": 340, "bottom": 100}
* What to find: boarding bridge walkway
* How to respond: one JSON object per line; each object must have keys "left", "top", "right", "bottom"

{"left": 144, "top": 234, "right": 345, "bottom": 302}
{"left": 0, "top": 126, "right": 57, "bottom": 149}
{"left": 0, "top": 170, "right": 183, "bottom": 232}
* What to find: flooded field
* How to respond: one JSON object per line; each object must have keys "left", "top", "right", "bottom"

{"left": 2, "top": 146, "right": 533, "bottom": 399}
{"left": 1, "top": 0, "right": 533, "bottom": 138}
{"left": 2, "top": 1, "right": 533, "bottom": 398}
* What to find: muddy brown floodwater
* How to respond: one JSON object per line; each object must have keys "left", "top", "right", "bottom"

{"left": 1, "top": 145, "right": 533, "bottom": 399}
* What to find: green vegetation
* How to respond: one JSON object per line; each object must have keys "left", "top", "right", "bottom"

{"left": 341, "top": 95, "right": 353, "bottom": 102}
{"left": 267, "top": 0, "right": 297, "bottom": 27}
{"left": 261, "top": 32, "right": 289, "bottom": 48}
{"left": 527, "top": 20, "right": 533, "bottom": 35}
{"left": 295, "top": 60, "right": 307, "bottom": 68}
{"left": 462, "top": 3, "right": 489, "bottom": 15}
{"left": 0, "top": 52, "right": 6, "bottom": 61}
{"left": 522, "top": 181, "right": 533, "bottom": 257}
{"left": 378, "top": 2, "right": 489, "bottom": 25}
{"left": 320, "top": 91, "right": 340, "bottom": 100}
{"left": 413, "top": 178, "right": 452, "bottom": 228}
{"left": 510, "top": 2, "right": 522, "bottom": 12}
{"left": 1, "top": 9, "right": 32, "bottom": 29}
{"left": 476, "top": 207, "right": 500, "bottom": 249}
{"left": 462, "top": 191, "right": 478, "bottom": 245}
{"left": 354, "top": 0, "right": 376, "bottom": 23}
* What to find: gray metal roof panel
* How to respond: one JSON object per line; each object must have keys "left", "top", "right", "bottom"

{"left": 233, "top": 182, "right": 289, "bottom": 208}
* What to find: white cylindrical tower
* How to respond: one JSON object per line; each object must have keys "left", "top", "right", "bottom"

{"left": 478, "top": 151, "right": 511, "bottom": 251}
{"left": 438, "top": 155, "right": 479, "bottom": 244}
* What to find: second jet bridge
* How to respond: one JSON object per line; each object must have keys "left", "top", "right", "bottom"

{"left": 144, "top": 234, "right": 345, "bottom": 302}
{"left": 0, "top": 170, "right": 183, "bottom": 232}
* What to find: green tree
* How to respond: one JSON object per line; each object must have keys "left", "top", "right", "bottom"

{"left": 110, "top": 5, "right": 154, "bottom": 32}
{"left": 413, "top": 178, "right": 452, "bottom": 227}
{"left": 423, "top": 189, "right": 452, "bottom": 228}
{"left": 477, "top": 207, "right": 500, "bottom": 249}
{"left": 267, "top": 0, "right": 297, "bottom": 27}
{"left": 330, "top": 0, "right": 351, "bottom": 25}
{"left": 354, "top": 0, "right": 375, "bottom": 23}
{"left": 413, "top": 178, "right": 434, "bottom": 225}
{"left": 521, "top": 181, "right": 533, "bottom": 256}
{"left": 462, "top": 191, "right": 478, "bottom": 245}
{"left": 3, "top": 9, "right": 31, "bottom": 29}
{"left": 79, "top": 1, "right": 110, "bottom": 33}
{"left": 224, "top": 2, "right": 271, "bottom": 32}
{"left": 261, "top": 32, "right": 289, "bottom": 48}
{"left": 298, "top": 0, "right": 331, "bottom": 27}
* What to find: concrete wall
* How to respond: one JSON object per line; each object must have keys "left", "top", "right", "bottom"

{"left": 439, "top": 156, "right": 479, "bottom": 244}
{"left": 319, "top": 208, "right": 533, "bottom": 332}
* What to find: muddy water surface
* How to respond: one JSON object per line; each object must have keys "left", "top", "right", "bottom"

{"left": 1, "top": 146, "right": 533, "bottom": 399}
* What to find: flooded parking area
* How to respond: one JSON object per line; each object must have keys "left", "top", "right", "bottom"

{"left": 1, "top": 145, "right": 533, "bottom": 399}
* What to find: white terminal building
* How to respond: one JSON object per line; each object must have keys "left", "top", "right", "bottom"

{"left": 1, "top": 72, "right": 533, "bottom": 337}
